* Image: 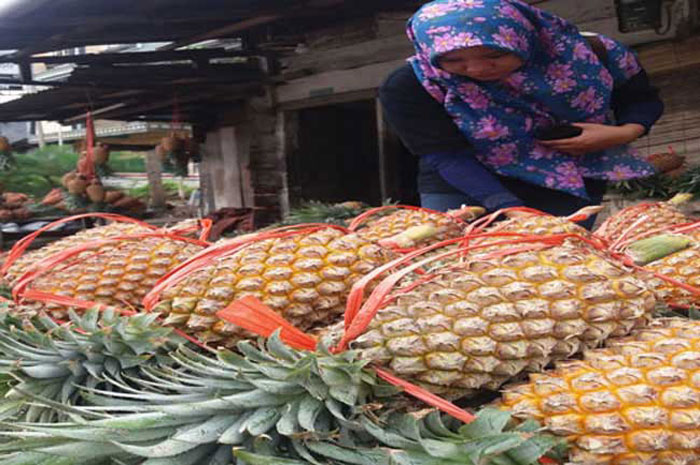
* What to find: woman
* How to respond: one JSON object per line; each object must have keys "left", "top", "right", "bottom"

{"left": 379, "top": 0, "right": 663, "bottom": 228}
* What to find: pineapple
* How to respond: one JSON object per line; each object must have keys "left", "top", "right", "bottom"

{"left": 1, "top": 220, "right": 154, "bottom": 286}
{"left": 350, "top": 205, "right": 485, "bottom": 250}
{"left": 151, "top": 226, "right": 431, "bottom": 346}
{"left": 499, "top": 318, "right": 700, "bottom": 465}
{"left": 595, "top": 193, "right": 694, "bottom": 244}
{"left": 21, "top": 235, "right": 204, "bottom": 316}
{"left": 482, "top": 206, "right": 600, "bottom": 237}
{"left": 625, "top": 229, "right": 700, "bottom": 307}
{"left": 341, "top": 239, "right": 655, "bottom": 396}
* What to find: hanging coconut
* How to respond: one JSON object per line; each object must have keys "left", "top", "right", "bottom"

{"left": 86, "top": 180, "right": 106, "bottom": 203}
{"left": 93, "top": 143, "right": 110, "bottom": 165}
{"left": 67, "top": 175, "right": 89, "bottom": 195}
{"left": 61, "top": 171, "right": 78, "bottom": 189}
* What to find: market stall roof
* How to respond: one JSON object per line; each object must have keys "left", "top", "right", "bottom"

{"left": 0, "top": 0, "right": 420, "bottom": 57}
{"left": 0, "top": 0, "right": 422, "bottom": 123}
{"left": 0, "top": 60, "right": 266, "bottom": 123}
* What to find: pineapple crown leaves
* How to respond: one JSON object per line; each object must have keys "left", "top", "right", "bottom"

{"left": 0, "top": 333, "right": 559, "bottom": 465}
{"left": 0, "top": 333, "right": 397, "bottom": 464}
{"left": 0, "top": 304, "right": 183, "bottom": 422}
{"left": 235, "top": 408, "right": 562, "bottom": 465}
{"left": 280, "top": 200, "right": 369, "bottom": 227}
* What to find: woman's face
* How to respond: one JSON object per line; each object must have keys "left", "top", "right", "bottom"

{"left": 438, "top": 46, "right": 524, "bottom": 81}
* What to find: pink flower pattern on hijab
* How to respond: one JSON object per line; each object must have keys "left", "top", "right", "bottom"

{"left": 407, "top": 0, "right": 654, "bottom": 199}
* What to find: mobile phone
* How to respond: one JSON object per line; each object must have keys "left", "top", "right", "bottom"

{"left": 534, "top": 124, "right": 583, "bottom": 141}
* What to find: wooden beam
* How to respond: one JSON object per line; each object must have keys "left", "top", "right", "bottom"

{"left": 0, "top": 48, "right": 259, "bottom": 65}
{"left": 63, "top": 103, "right": 129, "bottom": 123}
{"left": 162, "top": 15, "right": 281, "bottom": 50}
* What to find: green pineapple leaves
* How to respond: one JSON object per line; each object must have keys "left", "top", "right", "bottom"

{"left": 0, "top": 304, "right": 182, "bottom": 422}
{"left": 0, "top": 306, "right": 559, "bottom": 465}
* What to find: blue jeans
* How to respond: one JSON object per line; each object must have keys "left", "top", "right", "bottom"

{"left": 420, "top": 178, "right": 606, "bottom": 230}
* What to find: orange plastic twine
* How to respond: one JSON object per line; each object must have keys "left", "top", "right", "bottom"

{"left": 0, "top": 213, "right": 157, "bottom": 277}
{"left": 166, "top": 218, "right": 214, "bottom": 242}
{"left": 596, "top": 202, "right": 659, "bottom": 244}
{"left": 612, "top": 220, "right": 700, "bottom": 252}
{"left": 216, "top": 295, "right": 477, "bottom": 425}
{"left": 607, "top": 221, "right": 700, "bottom": 305}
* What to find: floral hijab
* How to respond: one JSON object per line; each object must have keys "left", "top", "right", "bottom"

{"left": 408, "top": 0, "right": 655, "bottom": 198}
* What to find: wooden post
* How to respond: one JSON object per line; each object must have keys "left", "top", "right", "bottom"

{"left": 375, "top": 98, "right": 389, "bottom": 202}
{"left": 145, "top": 150, "right": 166, "bottom": 211}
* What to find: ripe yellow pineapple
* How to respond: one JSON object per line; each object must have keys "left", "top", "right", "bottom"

{"left": 482, "top": 207, "right": 600, "bottom": 237}
{"left": 624, "top": 229, "right": 700, "bottom": 307}
{"left": 19, "top": 235, "right": 205, "bottom": 317}
{"left": 350, "top": 205, "right": 484, "bottom": 250}
{"left": 1, "top": 221, "right": 156, "bottom": 286}
{"left": 595, "top": 194, "right": 693, "bottom": 244}
{"left": 341, "top": 239, "right": 655, "bottom": 396}
{"left": 499, "top": 318, "right": 700, "bottom": 465}
{"left": 149, "top": 226, "right": 437, "bottom": 346}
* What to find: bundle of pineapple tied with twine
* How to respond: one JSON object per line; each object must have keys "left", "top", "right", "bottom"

{"left": 0, "top": 199, "right": 699, "bottom": 464}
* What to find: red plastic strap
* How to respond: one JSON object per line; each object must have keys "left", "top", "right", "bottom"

{"left": 142, "top": 224, "right": 348, "bottom": 311}
{"left": 198, "top": 219, "right": 213, "bottom": 242}
{"left": 214, "top": 295, "right": 478, "bottom": 426}
{"left": 374, "top": 368, "right": 475, "bottom": 424}
{"left": 613, "top": 220, "right": 700, "bottom": 252}
{"left": 216, "top": 296, "right": 318, "bottom": 351}
{"left": 18, "top": 289, "right": 135, "bottom": 315}
{"left": 596, "top": 202, "right": 656, "bottom": 241}
{"left": 0, "top": 213, "right": 156, "bottom": 276}
{"left": 339, "top": 232, "right": 599, "bottom": 352}
{"left": 464, "top": 206, "right": 548, "bottom": 235}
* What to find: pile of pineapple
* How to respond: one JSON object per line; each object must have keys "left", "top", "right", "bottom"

{"left": 0, "top": 199, "right": 698, "bottom": 465}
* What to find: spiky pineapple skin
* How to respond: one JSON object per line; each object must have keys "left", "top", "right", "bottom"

{"left": 350, "top": 243, "right": 655, "bottom": 395}
{"left": 596, "top": 202, "right": 690, "bottom": 243}
{"left": 26, "top": 237, "right": 203, "bottom": 316}
{"left": 3, "top": 222, "right": 153, "bottom": 285}
{"left": 155, "top": 228, "right": 395, "bottom": 347}
{"left": 639, "top": 231, "right": 700, "bottom": 307}
{"left": 355, "top": 209, "right": 466, "bottom": 248}
{"left": 488, "top": 214, "right": 593, "bottom": 237}
{"left": 499, "top": 319, "right": 700, "bottom": 465}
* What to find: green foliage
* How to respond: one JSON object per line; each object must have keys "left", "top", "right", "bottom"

{"left": 127, "top": 179, "right": 195, "bottom": 200}
{"left": 108, "top": 151, "right": 146, "bottom": 173}
{"left": 280, "top": 200, "right": 368, "bottom": 226}
{"left": 0, "top": 146, "right": 78, "bottom": 198}
{"left": 0, "top": 323, "right": 559, "bottom": 465}
{"left": 610, "top": 165, "right": 700, "bottom": 200}
{"left": 0, "top": 305, "right": 183, "bottom": 423}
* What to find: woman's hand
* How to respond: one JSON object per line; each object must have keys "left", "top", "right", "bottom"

{"left": 538, "top": 123, "right": 645, "bottom": 156}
